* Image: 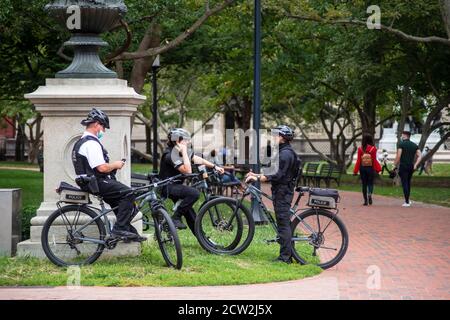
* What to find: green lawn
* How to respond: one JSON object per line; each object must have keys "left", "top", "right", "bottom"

{"left": 0, "top": 161, "right": 39, "bottom": 169}
{"left": 0, "top": 167, "right": 321, "bottom": 286}
{"left": 131, "top": 162, "right": 154, "bottom": 174}
{"left": 347, "top": 162, "right": 450, "bottom": 177}
{"left": 0, "top": 170, "right": 43, "bottom": 208}
{"left": 0, "top": 224, "right": 321, "bottom": 287}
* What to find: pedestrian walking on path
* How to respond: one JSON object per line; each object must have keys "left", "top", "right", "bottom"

{"left": 394, "top": 130, "right": 421, "bottom": 207}
{"left": 353, "top": 134, "right": 382, "bottom": 206}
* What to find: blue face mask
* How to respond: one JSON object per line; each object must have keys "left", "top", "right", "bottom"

{"left": 97, "top": 130, "right": 104, "bottom": 140}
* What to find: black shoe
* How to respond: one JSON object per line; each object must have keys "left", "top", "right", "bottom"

{"left": 363, "top": 201, "right": 368, "bottom": 206}
{"left": 272, "top": 256, "right": 292, "bottom": 264}
{"left": 111, "top": 229, "right": 139, "bottom": 241}
{"left": 368, "top": 195, "right": 373, "bottom": 205}
{"left": 172, "top": 216, "right": 187, "bottom": 230}
{"left": 131, "top": 234, "right": 148, "bottom": 242}
{"left": 123, "top": 225, "right": 147, "bottom": 242}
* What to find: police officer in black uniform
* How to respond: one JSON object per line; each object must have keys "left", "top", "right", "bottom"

{"left": 245, "top": 125, "right": 299, "bottom": 263}
{"left": 72, "top": 108, "right": 145, "bottom": 242}
{"left": 159, "top": 128, "right": 225, "bottom": 232}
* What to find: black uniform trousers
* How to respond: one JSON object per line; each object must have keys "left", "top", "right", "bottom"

{"left": 97, "top": 178, "right": 136, "bottom": 231}
{"left": 271, "top": 184, "right": 295, "bottom": 261}
{"left": 161, "top": 183, "right": 200, "bottom": 234}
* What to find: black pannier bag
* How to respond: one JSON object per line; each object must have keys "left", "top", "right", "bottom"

{"left": 57, "top": 182, "right": 91, "bottom": 204}
{"left": 74, "top": 175, "right": 100, "bottom": 195}
{"left": 308, "top": 188, "right": 340, "bottom": 209}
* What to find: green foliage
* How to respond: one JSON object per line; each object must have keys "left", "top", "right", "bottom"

{"left": 1, "top": 0, "right": 449, "bottom": 137}
{"left": 21, "top": 205, "right": 37, "bottom": 240}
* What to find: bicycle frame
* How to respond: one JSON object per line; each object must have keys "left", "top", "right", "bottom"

{"left": 235, "top": 183, "right": 332, "bottom": 243}
{"left": 55, "top": 200, "right": 114, "bottom": 246}
{"left": 55, "top": 179, "right": 176, "bottom": 246}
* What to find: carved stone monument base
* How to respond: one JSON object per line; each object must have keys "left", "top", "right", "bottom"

{"left": 17, "top": 78, "right": 146, "bottom": 259}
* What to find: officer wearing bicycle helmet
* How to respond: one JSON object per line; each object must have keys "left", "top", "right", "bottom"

{"left": 245, "top": 125, "right": 300, "bottom": 263}
{"left": 72, "top": 108, "right": 146, "bottom": 242}
{"left": 159, "top": 128, "right": 225, "bottom": 231}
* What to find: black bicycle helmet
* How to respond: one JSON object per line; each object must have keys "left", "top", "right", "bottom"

{"left": 273, "top": 125, "right": 294, "bottom": 141}
{"left": 81, "top": 108, "right": 110, "bottom": 129}
{"left": 168, "top": 128, "right": 191, "bottom": 143}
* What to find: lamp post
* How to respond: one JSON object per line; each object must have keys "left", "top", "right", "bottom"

{"left": 251, "top": 0, "right": 267, "bottom": 224}
{"left": 152, "top": 55, "right": 160, "bottom": 173}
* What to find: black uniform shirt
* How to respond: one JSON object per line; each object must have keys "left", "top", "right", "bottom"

{"left": 266, "top": 142, "right": 297, "bottom": 186}
{"left": 159, "top": 146, "right": 194, "bottom": 180}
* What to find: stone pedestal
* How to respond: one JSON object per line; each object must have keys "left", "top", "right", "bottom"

{"left": 0, "top": 189, "right": 22, "bottom": 256}
{"left": 17, "top": 78, "right": 146, "bottom": 258}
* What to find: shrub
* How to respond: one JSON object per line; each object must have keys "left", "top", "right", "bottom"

{"left": 21, "top": 205, "right": 38, "bottom": 240}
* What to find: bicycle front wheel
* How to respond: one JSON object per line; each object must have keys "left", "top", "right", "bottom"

{"left": 153, "top": 208, "right": 183, "bottom": 269}
{"left": 195, "top": 197, "right": 255, "bottom": 255}
{"left": 41, "top": 205, "right": 106, "bottom": 267}
{"left": 291, "top": 208, "right": 348, "bottom": 269}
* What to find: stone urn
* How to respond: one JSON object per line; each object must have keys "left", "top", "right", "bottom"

{"left": 45, "top": 0, "right": 127, "bottom": 78}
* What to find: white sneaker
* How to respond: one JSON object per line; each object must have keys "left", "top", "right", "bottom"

{"left": 402, "top": 202, "right": 411, "bottom": 207}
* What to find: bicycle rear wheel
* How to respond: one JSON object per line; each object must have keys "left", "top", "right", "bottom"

{"left": 195, "top": 197, "right": 255, "bottom": 255}
{"left": 153, "top": 208, "right": 183, "bottom": 269}
{"left": 291, "top": 208, "right": 348, "bottom": 269}
{"left": 41, "top": 205, "right": 106, "bottom": 267}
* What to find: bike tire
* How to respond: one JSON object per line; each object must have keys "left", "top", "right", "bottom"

{"left": 41, "top": 205, "right": 106, "bottom": 267}
{"left": 195, "top": 197, "right": 255, "bottom": 255}
{"left": 153, "top": 208, "right": 183, "bottom": 269}
{"left": 291, "top": 208, "right": 348, "bottom": 269}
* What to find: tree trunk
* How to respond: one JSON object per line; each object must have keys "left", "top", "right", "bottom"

{"left": 27, "top": 115, "right": 43, "bottom": 164}
{"left": 440, "top": 0, "right": 450, "bottom": 38}
{"left": 397, "top": 86, "right": 412, "bottom": 142}
{"left": 14, "top": 119, "right": 26, "bottom": 162}
{"left": 361, "top": 88, "right": 378, "bottom": 138}
{"left": 129, "top": 23, "right": 162, "bottom": 94}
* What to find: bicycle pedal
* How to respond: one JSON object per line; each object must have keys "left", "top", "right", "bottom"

{"left": 264, "top": 238, "right": 278, "bottom": 244}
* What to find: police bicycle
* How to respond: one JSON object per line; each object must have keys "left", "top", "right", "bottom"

{"left": 133, "top": 167, "right": 252, "bottom": 252}
{"left": 41, "top": 176, "right": 184, "bottom": 269}
{"left": 194, "top": 181, "right": 349, "bottom": 269}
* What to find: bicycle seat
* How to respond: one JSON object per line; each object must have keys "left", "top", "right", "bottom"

{"left": 295, "top": 186, "right": 310, "bottom": 193}
{"left": 56, "top": 182, "right": 83, "bottom": 193}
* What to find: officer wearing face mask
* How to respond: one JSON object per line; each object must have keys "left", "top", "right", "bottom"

{"left": 72, "top": 108, "right": 146, "bottom": 242}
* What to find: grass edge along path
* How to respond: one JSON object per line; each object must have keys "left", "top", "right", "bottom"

{"left": 0, "top": 225, "right": 322, "bottom": 287}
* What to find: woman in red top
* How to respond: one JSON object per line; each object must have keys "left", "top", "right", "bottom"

{"left": 353, "top": 134, "right": 382, "bottom": 205}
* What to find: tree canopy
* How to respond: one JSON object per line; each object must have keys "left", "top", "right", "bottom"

{"left": 1, "top": 0, "right": 449, "bottom": 167}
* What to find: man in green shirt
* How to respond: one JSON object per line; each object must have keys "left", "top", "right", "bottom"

{"left": 394, "top": 131, "right": 422, "bottom": 207}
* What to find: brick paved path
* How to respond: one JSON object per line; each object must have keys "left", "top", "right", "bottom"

{"left": 1, "top": 188, "right": 449, "bottom": 300}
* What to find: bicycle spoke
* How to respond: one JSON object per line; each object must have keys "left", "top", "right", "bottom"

{"left": 292, "top": 210, "right": 347, "bottom": 269}
{"left": 43, "top": 207, "right": 104, "bottom": 266}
